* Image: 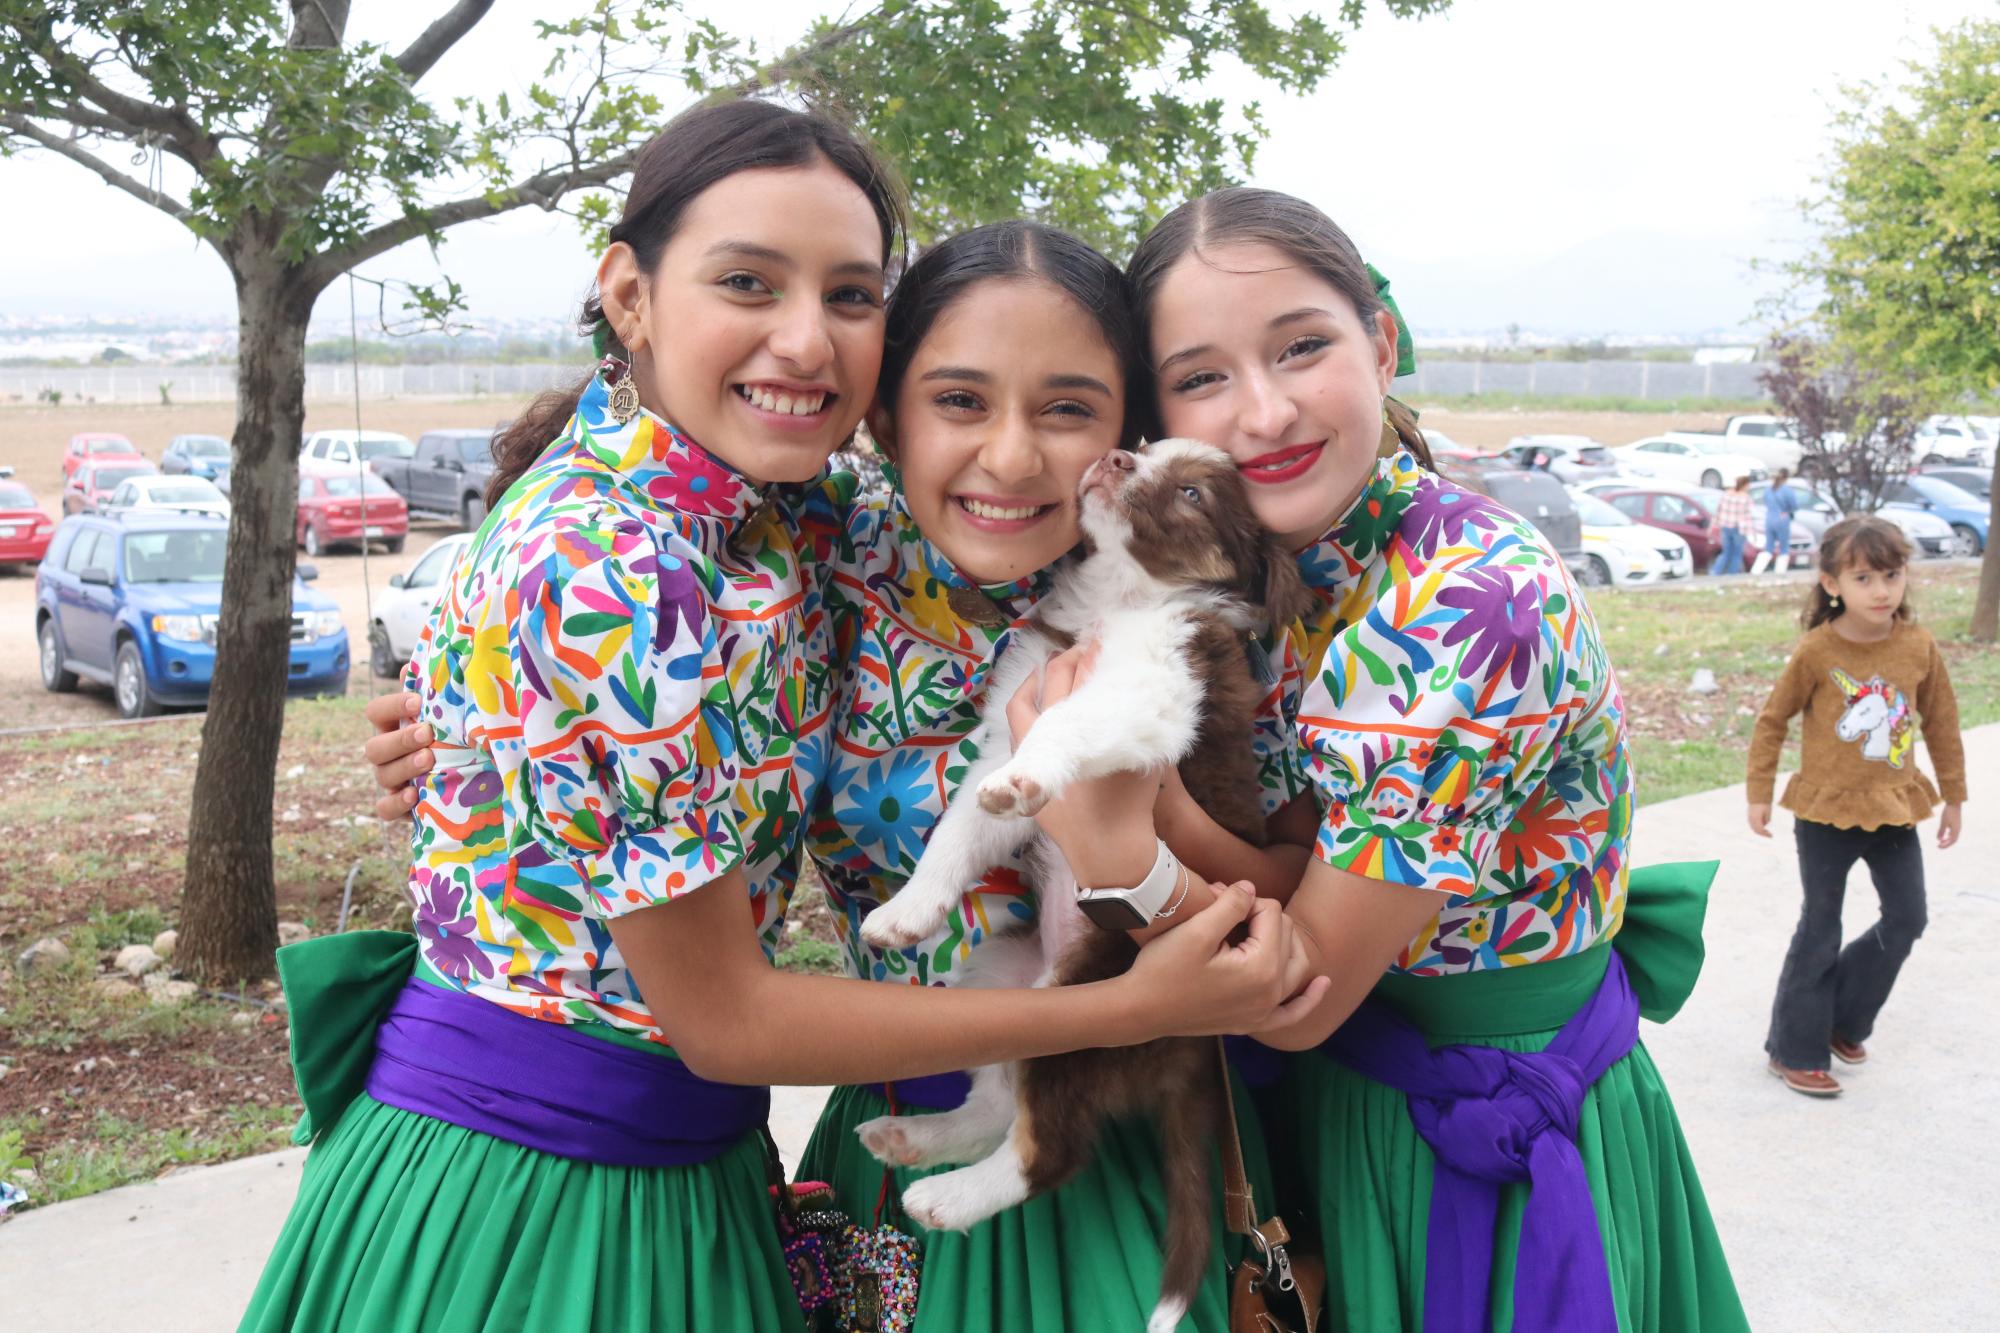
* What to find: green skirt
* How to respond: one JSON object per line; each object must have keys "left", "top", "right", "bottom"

{"left": 240, "top": 1095, "right": 804, "bottom": 1333}
{"left": 800, "top": 1071, "right": 1277, "bottom": 1333}
{"left": 239, "top": 931, "right": 804, "bottom": 1333}
{"left": 1272, "top": 863, "right": 1748, "bottom": 1332}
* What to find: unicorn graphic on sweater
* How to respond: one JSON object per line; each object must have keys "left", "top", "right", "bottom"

{"left": 1830, "top": 668, "right": 1913, "bottom": 768}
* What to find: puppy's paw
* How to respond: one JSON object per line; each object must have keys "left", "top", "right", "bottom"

{"left": 856, "top": 1115, "right": 921, "bottom": 1166}
{"left": 976, "top": 767, "right": 1047, "bottom": 817}
{"left": 859, "top": 894, "right": 949, "bottom": 950}
{"left": 901, "top": 1169, "right": 1005, "bottom": 1233}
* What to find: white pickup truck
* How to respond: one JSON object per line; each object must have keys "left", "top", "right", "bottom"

{"left": 1712, "top": 415, "right": 1803, "bottom": 473}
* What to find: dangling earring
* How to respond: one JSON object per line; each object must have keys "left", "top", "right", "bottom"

{"left": 1378, "top": 403, "right": 1399, "bottom": 458}
{"left": 1830, "top": 594, "right": 1843, "bottom": 610}
{"left": 607, "top": 358, "right": 640, "bottom": 425}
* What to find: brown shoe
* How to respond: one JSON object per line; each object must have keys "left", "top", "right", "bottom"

{"left": 1831, "top": 1037, "right": 1868, "bottom": 1065}
{"left": 1768, "top": 1060, "right": 1842, "bottom": 1097}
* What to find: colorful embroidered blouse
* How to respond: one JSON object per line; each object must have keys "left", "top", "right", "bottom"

{"left": 1286, "top": 450, "right": 1633, "bottom": 975}
{"left": 806, "top": 488, "right": 1305, "bottom": 987}
{"left": 404, "top": 374, "right": 836, "bottom": 1037}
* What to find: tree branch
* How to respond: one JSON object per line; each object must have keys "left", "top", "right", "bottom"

{"left": 303, "top": 145, "right": 643, "bottom": 286}
{"left": 395, "top": 0, "right": 496, "bottom": 83}
{"left": 3, "top": 21, "right": 218, "bottom": 166}
{"left": 717, "top": 9, "right": 882, "bottom": 101}
{"left": 0, "top": 114, "right": 196, "bottom": 225}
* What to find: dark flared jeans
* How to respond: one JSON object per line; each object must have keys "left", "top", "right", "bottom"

{"left": 1766, "top": 819, "right": 1928, "bottom": 1071}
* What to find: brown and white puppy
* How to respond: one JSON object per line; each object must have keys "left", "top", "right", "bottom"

{"left": 855, "top": 438, "right": 1310, "bottom": 1333}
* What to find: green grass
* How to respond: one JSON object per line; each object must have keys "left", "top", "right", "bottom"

{"left": 774, "top": 935, "right": 845, "bottom": 975}
{"left": 2, "top": 1105, "right": 295, "bottom": 1208}
{"left": 0, "top": 968, "right": 242, "bottom": 1054}
{"left": 70, "top": 906, "right": 171, "bottom": 958}
{"left": 1588, "top": 564, "right": 1997, "bottom": 806}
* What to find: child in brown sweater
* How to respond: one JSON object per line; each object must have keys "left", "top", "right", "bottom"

{"left": 1747, "top": 516, "right": 1965, "bottom": 1098}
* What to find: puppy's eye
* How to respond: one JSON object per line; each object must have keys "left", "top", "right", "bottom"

{"left": 1180, "top": 486, "right": 1202, "bottom": 504}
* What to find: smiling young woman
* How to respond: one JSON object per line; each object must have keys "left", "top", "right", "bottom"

{"left": 1012, "top": 187, "right": 1749, "bottom": 1333}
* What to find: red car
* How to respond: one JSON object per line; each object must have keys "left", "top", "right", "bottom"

{"left": 1594, "top": 486, "right": 1779, "bottom": 570}
{"left": 297, "top": 468, "right": 409, "bottom": 556}
{"left": 61, "top": 432, "right": 144, "bottom": 482}
{"left": 63, "top": 460, "right": 158, "bottom": 515}
{"left": 0, "top": 470, "right": 56, "bottom": 568}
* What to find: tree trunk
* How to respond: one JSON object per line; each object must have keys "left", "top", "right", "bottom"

{"left": 1973, "top": 477, "right": 2000, "bottom": 644}
{"left": 178, "top": 267, "right": 315, "bottom": 982}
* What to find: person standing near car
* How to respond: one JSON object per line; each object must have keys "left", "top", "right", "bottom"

{"left": 1710, "top": 474, "right": 1754, "bottom": 575}
{"left": 1764, "top": 468, "right": 1800, "bottom": 571}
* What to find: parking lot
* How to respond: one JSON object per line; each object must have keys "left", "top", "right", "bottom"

{"left": 1, "top": 397, "right": 524, "bottom": 728}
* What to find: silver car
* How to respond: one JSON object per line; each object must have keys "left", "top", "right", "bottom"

{"left": 1498, "top": 435, "right": 1622, "bottom": 485}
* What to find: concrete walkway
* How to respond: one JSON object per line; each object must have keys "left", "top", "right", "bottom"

{"left": 5, "top": 727, "right": 1996, "bottom": 1331}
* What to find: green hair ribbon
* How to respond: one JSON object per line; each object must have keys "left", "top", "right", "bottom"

{"left": 1367, "top": 262, "right": 1416, "bottom": 378}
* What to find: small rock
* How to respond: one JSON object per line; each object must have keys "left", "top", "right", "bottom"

{"left": 17, "top": 937, "right": 72, "bottom": 974}
{"left": 1687, "top": 668, "right": 1719, "bottom": 696}
{"left": 285, "top": 764, "right": 306, "bottom": 779}
{"left": 152, "top": 929, "right": 178, "bottom": 959}
{"left": 144, "top": 976, "right": 199, "bottom": 1006}
{"left": 230, "top": 1011, "right": 257, "bottom": 1026}
{"left": 1652, "top": 642, "right": 1669, "bottom": 657}
{"left": 114, "top": 944, "right": 164, "bottom": 979}
{"left": 92, "top": 977, "right": 142, "bottom": 1000}
{"left": 277, "top": 922, "right": 311, "bottom": 947}
{"left": 279, "top": 807, "right": 301, "bottom": 823}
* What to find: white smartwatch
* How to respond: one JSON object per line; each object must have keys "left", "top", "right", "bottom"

{"left": 1076, "top": 839, "right": 1185, "bottom": 930}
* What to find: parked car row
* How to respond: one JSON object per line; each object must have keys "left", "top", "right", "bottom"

{"left": 60, "top": 431, "right": 234, "bottom": 493}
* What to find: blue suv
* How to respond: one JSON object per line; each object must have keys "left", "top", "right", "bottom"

{"left": 36, "top": 513, "right": 349, "bottom": 717}
{"left": 160, "top": 433, "right": 234, "bottom": 493}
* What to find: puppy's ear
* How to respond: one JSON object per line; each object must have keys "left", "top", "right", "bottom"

{"left": 1258, "top": 534, "right": 1314, "bottom": 630}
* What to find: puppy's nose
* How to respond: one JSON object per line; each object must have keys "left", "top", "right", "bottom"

{"left": 1104, "top": 451, "right": 1135, "bottom": 472}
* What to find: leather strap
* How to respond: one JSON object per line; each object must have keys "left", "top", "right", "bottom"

{"left": 1217, "top": 1036, "right": 1258, "bottom": 1235}
{"left": 1216, "top": 1039, "right": 1289, "bottom": 1251}
{"left": 1217, "top": 1038, "right": 1322, "bottom": 1333}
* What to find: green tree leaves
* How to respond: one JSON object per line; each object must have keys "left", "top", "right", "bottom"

{"left": 1786, "top": 19, "right": 2000, "bottom": 399}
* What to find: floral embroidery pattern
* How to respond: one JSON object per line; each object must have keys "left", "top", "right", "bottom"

{"left": 403, "top": 374, "right": 836, "bottom": 1036}
{"left": 1286, "top": 450, "right": 1633, "bottom": 975}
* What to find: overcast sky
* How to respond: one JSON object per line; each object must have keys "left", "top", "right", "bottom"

{"left": 0, "top": 0, "right": 1979, "bottom": 338}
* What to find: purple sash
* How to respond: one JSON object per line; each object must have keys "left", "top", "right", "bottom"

{"left": 365, "top": 978, "right": 769, "bottom": 1167}
{"left": 1321, "top": 951, "right": 1640, "bottom": 1333}
{"left": 867, "top": 1070, "right": 971, "bottom": 1111}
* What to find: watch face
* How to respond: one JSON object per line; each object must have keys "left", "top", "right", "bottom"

{"left": 1076, "top": 892, "right": 1150, "bottom": 932}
